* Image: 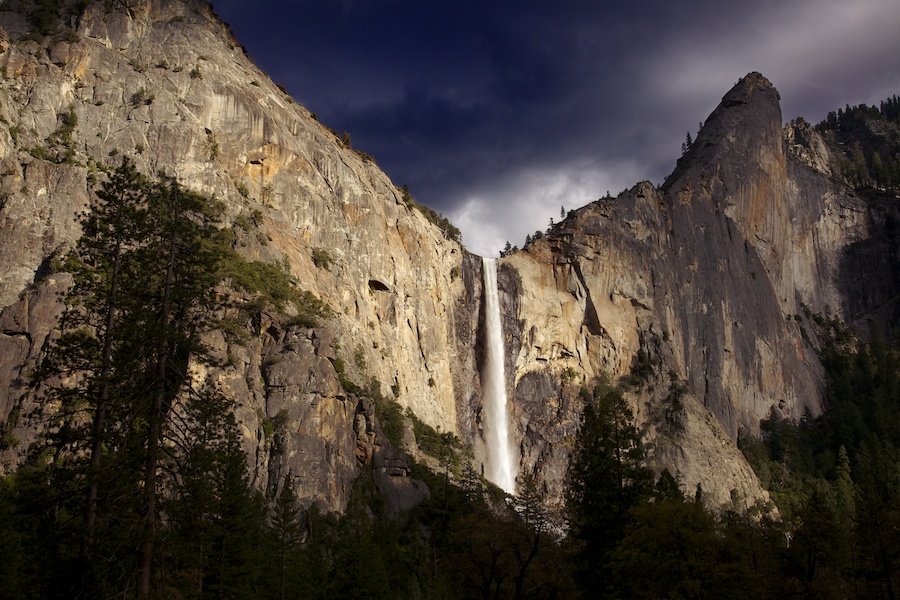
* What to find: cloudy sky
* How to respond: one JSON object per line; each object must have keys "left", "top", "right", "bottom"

{"left": 211, "top": 0, "right": 900, "bottom": 257}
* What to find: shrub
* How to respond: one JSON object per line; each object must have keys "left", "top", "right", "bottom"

{"left": 130, "top": 87, "right": 153, "bottom": 106}
{"left": 354, "top": 344, "right": 366, "bottom": 369}
{"left": 402, "top": 187, "right": 462, "bottom": 243}
{"left": 221, "top": 254, "right": 329, "bottom": 327}
{"left": 311, "top": 247, "right": 333, "bottom": 270}
{"left": 406, "top": 407, "right": 466, "bottom": 469}
{"left": 373, "top": 389, "right": 405, "bottom": 448}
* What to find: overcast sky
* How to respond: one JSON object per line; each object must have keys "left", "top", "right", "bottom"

{"left": 211, "top": 0, "right": 900, "bottom": 257}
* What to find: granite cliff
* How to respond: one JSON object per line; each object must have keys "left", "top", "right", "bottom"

{"left": 0, "top": 0, "right": 472, "bottom": 513}
{"left": 503, "top": 74, "right": 878, "bottom": 509}
{"left": 0, "top": 1, "right": 894, "bottom": 512}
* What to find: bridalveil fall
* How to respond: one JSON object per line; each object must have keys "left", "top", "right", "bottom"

{"left": 481, "top": 257, "right": 518, "bottom": 494}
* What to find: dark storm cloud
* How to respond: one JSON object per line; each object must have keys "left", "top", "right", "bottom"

{"left": 212, "top": 0, "right": 900, "bottom": 256}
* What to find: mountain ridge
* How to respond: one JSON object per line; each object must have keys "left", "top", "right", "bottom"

{"left": 0, "top": 0, "right": 896, "bottom": 515}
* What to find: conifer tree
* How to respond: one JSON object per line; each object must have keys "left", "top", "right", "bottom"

{"left": 134, "top": 176, "right": 238, "bottom": 596}
{"left": 270, "top": 474, "right": 303, "bottom": 600}
{"left": 682, "top": 131, "right": 693, "bottom": 155}
{"left": 566, "top": 375, "right": 653, "bottom": 592}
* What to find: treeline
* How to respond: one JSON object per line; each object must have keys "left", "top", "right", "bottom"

{"left": 815, "top": 94, "right": 900, "bottom": 191}
{"left": 740, "top": 318, "right": 900, "bottom": 599}
{"left": 0, "top": 158, "right": 328, "bottom": 598}
{"left": 817, "top": 96, "right": 900, "bottom": 132}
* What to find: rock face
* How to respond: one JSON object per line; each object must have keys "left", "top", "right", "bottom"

{"left": 0, "top": 0, "right": 469, "bottom": 513}
{"left": 0, "top": 3, "right": 891, "bottom": 513}
{"left": 499, "top": 73, "right": 879, "bottom": 509}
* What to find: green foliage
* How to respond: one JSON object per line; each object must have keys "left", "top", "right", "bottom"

{"left": 681, "top": 131, "right": 693, "bottom": 155}
{"left": 27, "top": 0, "right": 63, "bottom": 39}
{"left": 407, "top": 407, "right": 466, "bottom": 470}
{"left": 499, "top": 240, "right": 516, "bottom": 257}
{"left": 735, "top": 322, "right": 900, "bottom": 597}
{"left": 329, "top": 355, "right": 353, "bottom": 391}
{"left": 234, "top": 179, "right": 250, "bottom": 198}
{"left": 163, "top": 386, "right": 267, "bottom": 598}
{"left": 567, "top": 375, "right": 654, "bottom": 593}
{"left": 287, "top": 290, "right": 328, "bottom": 327}
{"left": 311, "top": 247, "right": 333, "bottom": 270}
{"left": 129, "top": 87, "right": 153, "bottom": 106}
{"left": 222, "top": 256, "right": 291, "bottom": 309}
{"left": 12, "top": 157, "right": 332, "bottom": 597}
{"left": 402, "top": 185, "right": 462, "bottom": 243}
{"left": 370, "top": 381, "right": 405, "bottom": 448}
{"left": 0, "top": 408, "right": 19, "bottom": 450}
{"left": 610, "top": 497, "right": 766, "bottom": 599}
{"left": 57, "top": 106, "right": 77, "bottom": 143}
{"left": 353, "top": 343, "right": 366, "bottom": 368}
{"left": 815, "top": 95, "right": 900, "bottom": 192}
{"left": 353, "top": 147, "right": 375, "bottom": 162}
{"left": 29, "top": 106, "right": 80, "bottom": 164}
{"left": 560, "top": 365, "right": 578, "bottom": 383}
{"left": 218, "top": 251, "right": 328, "bottom": 327}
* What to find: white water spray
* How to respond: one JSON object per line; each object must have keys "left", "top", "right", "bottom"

{"left": 481, "top": 257, "right": 518, "bottom": 494}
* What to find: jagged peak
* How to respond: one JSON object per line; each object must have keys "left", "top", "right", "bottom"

{"left": 664, "top": 72, "right": 783, "bottom": 191}
{"left": 720, "top": 71, "right": 781, "bottom": 108}
{"left": 702, "top": 72, "right": 782, "bottom": 143}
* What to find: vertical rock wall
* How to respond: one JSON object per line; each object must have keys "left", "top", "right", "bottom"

{"left": 500, "top": 74, "right": 875, "bottom": 509}
{"left": 0, "top": 5, "right": 889, "bottom": 514}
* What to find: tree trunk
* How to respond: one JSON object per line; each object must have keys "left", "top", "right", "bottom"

{"left": 81, "top": 235, "right": 122, "bottom": 561}
{"left": 138, "top": 183, "right": 180, "bottom": 598}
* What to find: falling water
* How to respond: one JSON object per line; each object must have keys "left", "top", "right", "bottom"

{"left": 481, "top": 257, "right": 518, "bottom": 494}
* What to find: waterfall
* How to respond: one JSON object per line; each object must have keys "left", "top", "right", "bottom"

{"left": 481, "top": 257, "right": 518, "bottom": 494}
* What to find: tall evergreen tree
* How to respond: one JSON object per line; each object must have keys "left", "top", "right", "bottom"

{"left": 566, "top": 375, "right": 653, "bottom": 593}
{"left": 29, "top": 158, "right": 315, "bottom": 597}
{"left": 269, "top": 474, "right": 303, "bottom": 600}
{"left": 70, "top": 157, "right": 148, "bottom": 560}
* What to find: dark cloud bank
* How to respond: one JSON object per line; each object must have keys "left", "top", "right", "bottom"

{"left": 213, "top": 0, "right": 900, "bottom": 256}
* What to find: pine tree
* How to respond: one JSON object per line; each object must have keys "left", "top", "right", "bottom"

{"left": 270, "top": 474, "right": 303, "bottom": 600}
{"left": 510, "top": 473, "right": 554, "bottom": 599}
{"left": 136, "top": 178, "right": 230, "bottom": 597}
{"left": 682, "top": 131, "right": 693, "bottom": 155}
{"left": 71, "top": 157, "right": 148, "bottom": 560}
{"left": 34, "top": 160, "right": 298, "bottom": 597}
{"left": 566, "top": 375, "right": 653, "bottom": 592}
{"left": 873, "top": 152, "right": 887, "bottom": 188}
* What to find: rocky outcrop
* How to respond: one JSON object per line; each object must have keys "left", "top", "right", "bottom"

{"left": 499, "top": 73, "right": 877, "bottom": 510}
